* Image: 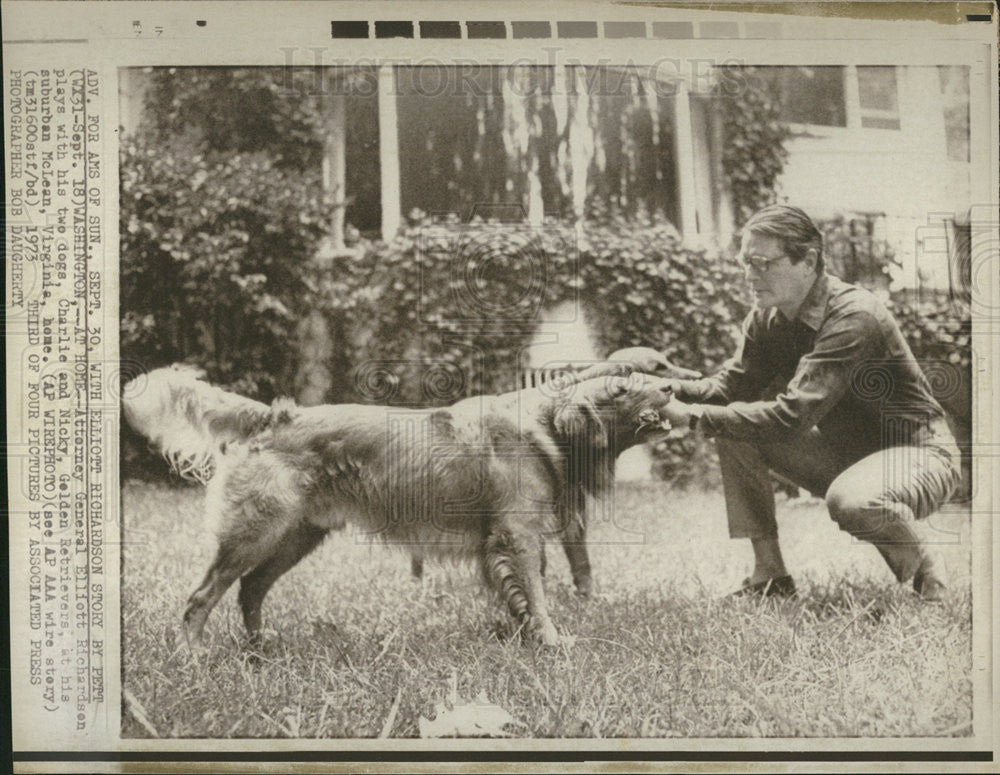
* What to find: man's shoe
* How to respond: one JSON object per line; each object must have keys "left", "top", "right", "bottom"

{"left": 730, "top": 574, "right": 797, "bottom": 599}
{"left": 913, "top": 568, "right": 946, "bottom": 602}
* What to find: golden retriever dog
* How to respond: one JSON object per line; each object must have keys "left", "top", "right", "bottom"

{"left": 405, "top": 347, "right": 703, "bottom": 584}
{"left": 122, "top": 352, "right": 691, "bottom": 647}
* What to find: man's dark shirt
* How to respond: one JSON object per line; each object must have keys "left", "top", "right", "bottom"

{"left": 675, "top": 273, "right": 949, "bottom": 457}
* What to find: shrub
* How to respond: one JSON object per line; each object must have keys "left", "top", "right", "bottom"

{"left": 885, "top": 291, "right": 971, "bottom": 371}
{"left": 820, "top": 215, "right": 900, "bottom": 292}
{"left": 314, "top": 210, "right": 750, "bottom": 404}
{"left": 139, "top": 67, "right": 326, "bottom": 172}
{"left": 120, "top": 136, "right": 330, "bottom": 397}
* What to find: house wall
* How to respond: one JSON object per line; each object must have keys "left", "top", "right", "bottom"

{"left": 774, "top": 66, "right": 970, "bottom": 289}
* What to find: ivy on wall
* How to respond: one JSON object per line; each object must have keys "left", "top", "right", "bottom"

{"left": 296, "top": 208, "right": 749, "bottom": 408}
{"left": 714, "top": 66, "right": 792, "bottom": 228}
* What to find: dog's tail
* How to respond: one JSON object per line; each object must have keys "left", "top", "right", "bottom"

{"left": 121, "top": 365, "right": 277, "bottom": 483}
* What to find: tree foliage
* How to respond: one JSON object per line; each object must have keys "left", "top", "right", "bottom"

{"left": 139, "top": 67, "right": 325, "bottom": 170}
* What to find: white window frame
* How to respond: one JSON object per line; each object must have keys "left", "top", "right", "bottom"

{"left": 853, "top": 65, "right": 902, "bottom": 130}
{"left": 783, "top": 66, "right": 903, "bottom": 152}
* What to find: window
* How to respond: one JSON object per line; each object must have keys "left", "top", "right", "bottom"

{"left": 767, "top": 67, "right": 847, "bottom": 127}
{"left": 756, "top": 66, "right": 903, "bottom": 131}
{"left": 857, "top": 66, "right": 900, "bottom": 129}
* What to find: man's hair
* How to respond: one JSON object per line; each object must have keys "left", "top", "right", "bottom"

{"left": 743, "top": 205, "right": 824, "bottom": 274}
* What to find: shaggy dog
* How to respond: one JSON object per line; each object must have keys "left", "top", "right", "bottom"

{"left": 122, "top": 351, "right": 692, "bottom": 647}
{"left": 406, "top": 347, "right": 701, "bottom": 583}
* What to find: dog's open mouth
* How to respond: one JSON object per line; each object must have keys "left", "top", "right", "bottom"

{"left": 635, "top": 412, "right": 672, "bottom": 437}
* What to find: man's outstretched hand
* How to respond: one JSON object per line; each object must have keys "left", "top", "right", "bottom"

{"left": 661, "top": 398, "right": 705, "bottom": 435}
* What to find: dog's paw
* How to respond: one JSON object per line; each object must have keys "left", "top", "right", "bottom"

{"left": 573, "top": 576, "right": 594, "bottom": 598}
{"left": 180, "top": 620, "right": 208, "bottom": 654}
{"left": 534, "top": 619, "right": 560, "bottom": 648}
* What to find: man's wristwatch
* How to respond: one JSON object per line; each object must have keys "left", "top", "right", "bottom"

{"left": 688, "top": 408, "right": 702, "bottom": 432}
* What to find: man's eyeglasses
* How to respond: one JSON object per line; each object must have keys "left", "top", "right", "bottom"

{"left": 737, "top": 253, "right": 787, "bottom": 273}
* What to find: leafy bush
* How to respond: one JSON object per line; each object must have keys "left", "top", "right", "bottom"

{"left": 886, "top": 291, "right": 970, "bottom": 371}
{"left": 139, "top": 67, "right": 326, "bottom": 172}
{"left": 314, "top": 210, "right": 750, "bottom": 405}
{"left": 820, "top": 215, "right": 900, "bottom": 292}
{"left": 120, "top": 136, "right": 330, "bottom": 397}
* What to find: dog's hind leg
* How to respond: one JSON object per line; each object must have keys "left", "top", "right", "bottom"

{"left": 237, "top": 521, "right": 328, "bottom": 645}
{"left": 183, "top": 561, "right": 244, "bottom": 649}
{"left": 183, "top": 505, "right": 294, "bottom": 647}
{"left": 559, "top": 505, "right": 593, "bottom": 597}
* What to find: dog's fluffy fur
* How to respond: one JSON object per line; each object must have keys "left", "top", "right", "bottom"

{"left": 123, "top": 350, "right": 689, "bottom": 646}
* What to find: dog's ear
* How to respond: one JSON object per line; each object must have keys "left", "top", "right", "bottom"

{"left": 553, "top": 397, "right": 607, "bottom": 447}
{"left": 603, "top": 371, "right": 654, "bottom": 402}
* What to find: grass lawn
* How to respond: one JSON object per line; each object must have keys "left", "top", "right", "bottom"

{"left": 121, "top": 478, "right": 972, "bottom": 738}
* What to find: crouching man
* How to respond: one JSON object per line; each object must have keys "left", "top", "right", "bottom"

{"left": 661, "top": 205, "right": 961, "bottom": 600}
